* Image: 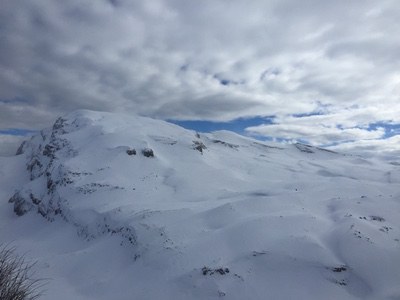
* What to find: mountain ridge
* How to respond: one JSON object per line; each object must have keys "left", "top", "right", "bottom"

{"left": 2, "top": 110, "right": 400, "bottom": 300}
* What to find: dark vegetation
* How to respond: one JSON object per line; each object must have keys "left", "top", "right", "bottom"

{"left": 0, "top": 245, "right": 45, "bottom": 300}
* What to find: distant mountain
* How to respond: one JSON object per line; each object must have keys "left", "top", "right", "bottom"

{"left": 1, "top": 110, "right": 399, "bottom": 300}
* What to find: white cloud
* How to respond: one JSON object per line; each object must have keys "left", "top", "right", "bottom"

{"left": 328, "top": 135, "right": 400, "bottom": 160}
{"left": 246, "top": 114, "right": 386, "bottom": 146}
{"left": 0, "top": 0, "right": 399, "bottom": 152}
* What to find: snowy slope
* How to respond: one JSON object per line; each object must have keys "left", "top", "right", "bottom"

{"left": 1, "top": 110, "right": 399, "bottom": 300}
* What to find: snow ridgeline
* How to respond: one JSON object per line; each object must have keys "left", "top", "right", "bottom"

{"left": 9, "top": 113, "right": 137, "bottom": 246}
{"left": 4, "top": 110, "right": 400, "bottom": 300}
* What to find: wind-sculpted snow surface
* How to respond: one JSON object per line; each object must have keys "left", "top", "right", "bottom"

{"left": 1, "top": 110, "right": 400, "bottom": 300}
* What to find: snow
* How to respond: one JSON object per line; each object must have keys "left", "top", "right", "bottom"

{"left": 1, "top": 109, "right": 399, "bottom": 300}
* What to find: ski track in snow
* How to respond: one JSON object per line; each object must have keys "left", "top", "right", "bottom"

{"left": 1, "top": 110, "right": 400, "bottom": 300}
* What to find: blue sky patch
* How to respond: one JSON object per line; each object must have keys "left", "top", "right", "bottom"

{"left": 213, "top": 74, "right": 244, "bottom": 86}
{"left": 0, "top": 128, "right": 37, "bottom": 136}
{"left": 169, "top": 116, "right": 275, "bottom": 136}
{"left": 367, "top": 122, "right": 400, "bottom": 138}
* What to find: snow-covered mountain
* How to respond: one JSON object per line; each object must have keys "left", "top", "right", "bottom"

{"left": 1, "top": 110, "right": 399, "bottom": 300}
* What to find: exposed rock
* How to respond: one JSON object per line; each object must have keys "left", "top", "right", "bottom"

{"left": 142, "top": 148, "right": 154, "bottom": 157}
{"left": 27, "top": 157, "right": 43, "bottom": 179}
{"left": 15, "top": 140, "right": 28, "bottom": 155}
{"left": 252, "top": 142, "right": 284, "bottom": 150}
{"left": 331, "top": 266, "right": 347, "bottom": 273}
{"left": 212, "top": 139, "right": 239, "bottom": 149}
{"left": 295, "top": 143, "right": 314, "bottom": 153}
{"left": 193, "top": 141, "right": 207, "bottom": 153}
{"left": 8, "top": 192, "right": 33, "bottom": 216}
{"left": 77, "top": 183, "right": 124, "bottom": 194}
{"left": 126, "top": 148, "right": 137, "bottom": 156}
{"left": 202, "top": 266, "right": 230, "bottom": 276}
{"left": 150, "top": 136, "right": 177, "bottom": 145}
{"left": 52, "top": 117, "right": 68, "bottom": 134}
{"left": 370, "top": 215, "right": 385, "bottom": 222}
{"left": 30, "top": 193, "right": 41, "bottom": 205}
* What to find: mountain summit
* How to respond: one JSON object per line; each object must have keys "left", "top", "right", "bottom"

{"left": 1, "top": 110, "right": 400, "bottom": 300}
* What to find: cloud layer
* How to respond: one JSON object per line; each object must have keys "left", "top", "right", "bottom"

{"left": 1, "top": 0, "right": 399, "bottom": 152}
{"left": 0, "top": 134, "right": 25, "bottom": 156}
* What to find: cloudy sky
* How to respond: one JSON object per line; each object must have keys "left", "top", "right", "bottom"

{"left": 1, "top": 0, "right": 400, "bottom": 156}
